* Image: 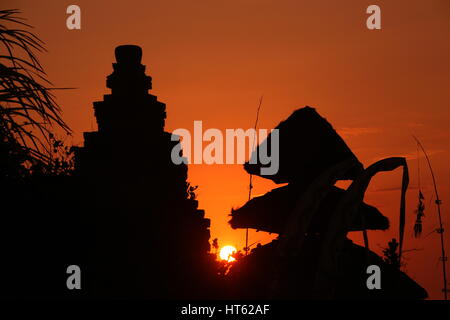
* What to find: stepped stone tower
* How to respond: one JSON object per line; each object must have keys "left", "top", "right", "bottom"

{"left": 74, "top": 45, "right": 213, "bottom": 298}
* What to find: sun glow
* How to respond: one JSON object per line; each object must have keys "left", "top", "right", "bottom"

{"left": 219, "top": 245, "right": 237, "bottom": 262}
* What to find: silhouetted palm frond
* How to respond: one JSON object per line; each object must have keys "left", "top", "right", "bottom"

{"left": 0, "top": 9, "right": 70, "bottom": 163}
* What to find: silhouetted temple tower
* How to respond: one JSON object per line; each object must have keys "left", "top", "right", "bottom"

{"left": 75, "top": 45, "right": 188, "bottom": 200}
{"left": 74, "top": 45, "right": 213, "bottom": 298}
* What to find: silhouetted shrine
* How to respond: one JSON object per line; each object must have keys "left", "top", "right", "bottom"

{"left": 227, "top": 107, "right": 428, "bottom": 299}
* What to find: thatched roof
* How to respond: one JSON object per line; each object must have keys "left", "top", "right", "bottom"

{"left": 229, "top": 184, "right": 389, "bottom": 234}
{"left": 244, "top": 106, "right": 363, "bottom": 183}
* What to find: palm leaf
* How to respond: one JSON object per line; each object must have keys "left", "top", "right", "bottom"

{"left": 0, "top": 9, "right": 71, "bottom": 165}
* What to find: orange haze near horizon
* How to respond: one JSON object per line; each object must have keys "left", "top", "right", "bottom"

{"left": 4, "top": 0, "right": 450, "bottom": 299}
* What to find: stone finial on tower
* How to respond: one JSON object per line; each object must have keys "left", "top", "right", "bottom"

{"left": 106, "top": 44, "right": 152, "bottom": 96}
{"left": 88, "top": 45, "right": 166, "bottom": 134}
{"left": 115, "top": 45, "right": 142, "bottom": 65}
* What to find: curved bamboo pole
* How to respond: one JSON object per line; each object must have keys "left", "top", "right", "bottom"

{"left": 413, "top": 136, "right": 447, "bottom": 300}
{"left": 245, "top": 96, "right": 263, "bottom": 256}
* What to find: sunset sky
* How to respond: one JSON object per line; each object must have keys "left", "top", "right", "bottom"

{"left": 4, "top": 0, "right": 450, "bottom": 299}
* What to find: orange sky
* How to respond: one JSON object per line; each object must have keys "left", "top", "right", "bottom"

{"left": 5, "top": 0, "right": 450, "bottom": 299}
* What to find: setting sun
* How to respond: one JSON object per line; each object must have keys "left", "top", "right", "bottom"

{"left": 219, "top": 245, "right": 237, "bottom": 262}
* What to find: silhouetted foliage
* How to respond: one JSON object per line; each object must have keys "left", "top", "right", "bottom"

{"left": 414, "top": 191, "right": 425, "bottom": 238}
{"left": 383, "top": 238, "right": 401, "bottom": 270}
{"left": 0, "top": 9, "right": 70, "bottom": 165}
